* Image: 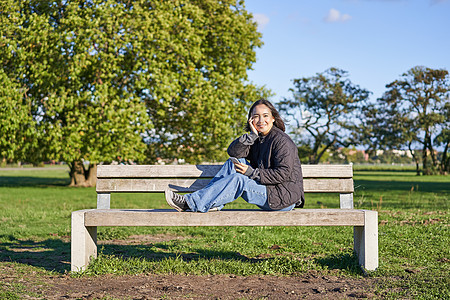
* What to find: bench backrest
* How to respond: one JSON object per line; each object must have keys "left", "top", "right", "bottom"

{"left": 96, "top": 164, "right": 354, "bottom": 209}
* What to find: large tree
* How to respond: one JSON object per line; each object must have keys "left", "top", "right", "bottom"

{"left": 279, "top": 68, "right": 371, "bottom": 164}
{"left": 1, "top": 0, "right": 151, "bottom": 186}
{"left": 0, "top": 0, "right": 265, "bottom": 185}
{"left": 373, "top": 66, "right": 449, "bottom": 175}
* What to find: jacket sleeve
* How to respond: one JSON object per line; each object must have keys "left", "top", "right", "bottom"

{"left": 244, "top": 165, "right": 261, "bottom": 182}
{"left": 227, "top": 132, "right": 258, "bottom": 158}
{"left": 259, "top": 138, "right": 295, "bottom": 185}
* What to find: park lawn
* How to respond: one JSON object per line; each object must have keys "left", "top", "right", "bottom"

{"left": 0, "top": 166, "right": 449, "bottom": 299}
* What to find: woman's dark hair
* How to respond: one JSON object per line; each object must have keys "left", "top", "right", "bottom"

{"left": 245, "top": 99, "right": 285, "bottom": 132}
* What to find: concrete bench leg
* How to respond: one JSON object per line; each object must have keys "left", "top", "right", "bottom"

{"left": 71, "top": 210, "right": 97, "bottom": 272}
{"left": 353, "top": 210, "right": 378, "bottom": 271}
{"left": 97, "top": 193, "right": 111, "bottom": 209}
{"left": 340, "top": 193, "right": 354, "bottom": 209}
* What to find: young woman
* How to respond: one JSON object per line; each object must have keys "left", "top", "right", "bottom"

{"left": 165, "top": 99, "right": 305, "bottom": 212}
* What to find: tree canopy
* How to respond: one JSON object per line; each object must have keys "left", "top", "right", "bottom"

{"left": 369, "top": 66, "right": 450, "bottom": 174}
{"left": 279, "top": 68, "right": 371, "bottom": 164}
{"left": 0, "top": 0, "right": 266, "bottom": 185}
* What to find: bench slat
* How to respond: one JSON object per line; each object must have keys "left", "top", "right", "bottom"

{"left": 97, "top": 164, "right": 353, "bottom": 179}
{"left": 97, "top": 165, "right": 222, "bottom": 178}
{"left": 84, "top": 209, "right": 365, "bottom": 227}
{"left": 302, "top": 164, "right": 352, "bottom": 178}
{"left": 96, "top": 178, "right": 354, "bottom": 193}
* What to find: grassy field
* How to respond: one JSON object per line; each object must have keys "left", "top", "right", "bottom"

{"left": 0, "top": 165, "right": 449, "bottom": 299}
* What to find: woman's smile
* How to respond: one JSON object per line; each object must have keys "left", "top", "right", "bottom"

{"left": 251, "top": 104, "right": 275, "bottom": 135}
{"left": 256, "top": 123, "right": 268, "bottom": 129}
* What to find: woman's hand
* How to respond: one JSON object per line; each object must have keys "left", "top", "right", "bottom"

{"left": 234, "top": 161, "right": 249, "bottom": 174}
{"left": 248, "top": 117, "right": 258, "bottom": 135}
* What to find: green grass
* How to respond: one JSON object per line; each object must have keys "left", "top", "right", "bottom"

{"left": 352, "top": 163, "right": 417, "bottom": 171}
{"left": 0, "top": 166, "right": 449, "bottom": 298}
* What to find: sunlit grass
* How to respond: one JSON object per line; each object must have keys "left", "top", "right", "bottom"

{"left": 0, "top": 166, "right": 449, "bottom": 298}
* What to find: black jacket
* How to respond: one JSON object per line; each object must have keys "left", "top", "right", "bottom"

{"left": 227, "top": 126, "right": 305, "bottom": 209}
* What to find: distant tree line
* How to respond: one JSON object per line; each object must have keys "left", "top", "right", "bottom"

{"left": 1, "top": 1, "right": 448, "bottom": 186}
{"left": 279, "top": 67, "right": 449, "bottom": 175}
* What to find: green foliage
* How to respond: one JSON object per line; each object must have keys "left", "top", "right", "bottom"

{"left": 279, "top": 68, "right": 371, "bottom": 164}
{"left": 297, "top": 143, "right": 313, "bottom": 163}
{"left": 0, "top": 0, "right": 267, "bottom": 184}
{"left": 0, "top": 71, "right": 38, "bottom": 162}
{"left": 135, "top": 0, "right": 267, "bottom": 163}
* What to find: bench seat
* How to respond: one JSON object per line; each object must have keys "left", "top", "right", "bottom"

{"left": 81, "top": 208, "right": 366, "bottom": 226}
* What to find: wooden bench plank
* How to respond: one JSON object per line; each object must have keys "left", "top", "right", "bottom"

{"left": 96, "top": 178, "right": 354, "bottom": 193}
{"left": 97, "top": 164, "right": 353, "bottom": 179}
{"left": 302, "top": 165, "right": 353, "bottom": 178}
{"left": 84, "top": 209, "right": 365, "bottom": 227}
{"left": 96, "top": 178, "right": 210, "bottom": 193}
{"left": 97, "top": 165, "right": 222, "bottom": 178}
{"left": 305, "top": 178, "right": 354, "bottom": 193}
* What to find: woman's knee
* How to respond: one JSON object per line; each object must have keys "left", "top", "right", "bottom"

{"left": 229, "top": 172, "right": 247, "bottom": 182}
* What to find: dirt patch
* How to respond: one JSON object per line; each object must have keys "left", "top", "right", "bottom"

{"left": 2, "top": 266, "right": 380, "bottom": 299}
{"left": 1, "top": 234, "right": 382, "bottom": 299}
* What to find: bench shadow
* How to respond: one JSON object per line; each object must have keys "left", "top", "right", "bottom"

{"left": 99, "top": 243, "right": 267, "bottom": 263}
{"left": 99, "top": 240, "right": 258, "bottom": 260}
{"left": 314, "top": 253, "right": 361, "bottom": 273}
{"left": 0, "top": 234, "right": 361, "bottom": 274}
{"left": 0, "top": 235, "right": 71, "bottom": 273}
{"left": 98, "top": 243, "right": 362, "bottom": 274}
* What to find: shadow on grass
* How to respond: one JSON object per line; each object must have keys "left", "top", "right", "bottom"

{"left": 97, "top": 243, "right": 362, "bottom": 274}
{"left": 98, "top": 243, "right": 270, "bottom": 263}
{"left": 0, "top": 235, "right": 71, "bottom": 273}
{"left": 0, "top": 176, "right": 71, "bottom": 187}
{"left": 355, "top": 180, "right": 449, "bottom": 193}
{"left": 0, "top": 235, "right": 362, "bottom": 275}
{"left": 354, "top": 169, "right": 417, "bottom": 173}
{"left": 315, "top": 253, "right": 361, "bottom": 272}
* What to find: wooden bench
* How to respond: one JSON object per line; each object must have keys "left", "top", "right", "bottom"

{"left": 71, "top": 164, "right": 378, "bottom": 272}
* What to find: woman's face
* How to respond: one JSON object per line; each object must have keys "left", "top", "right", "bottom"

{"left": 250, "top": 104, "right": 275, "bottom": 135}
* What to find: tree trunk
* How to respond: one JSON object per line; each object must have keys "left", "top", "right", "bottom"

{"left": 86, "top": 163, "right": 97, "bottom": 187}
{"left": 426, "top": 133, "right": 438, "bottom": 174}
{"left": 422, "top": 140, "right": 430, "bottom": 175}
{"left": 440, "top": 141, "right": 449, "bottom": 175}
{"left": 309, "top": 140, "right": 321, "bottom": 164}
{"left": 408, "top": 142, "right": 421, "bottom": 176}
{"left": 68, "top": 161, "right": 97, "bottom": 187}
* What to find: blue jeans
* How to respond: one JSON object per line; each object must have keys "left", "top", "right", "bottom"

{"left": 184, "top": 158, "right": 295, "bottom": 213}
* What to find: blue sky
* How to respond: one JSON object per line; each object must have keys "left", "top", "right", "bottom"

{"left": 244, "top": 0, "right": 450, "bottom": 102}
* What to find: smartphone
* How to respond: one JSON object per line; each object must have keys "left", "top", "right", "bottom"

{"left": 230, "top": 157, "right": 240, "bottom": 164}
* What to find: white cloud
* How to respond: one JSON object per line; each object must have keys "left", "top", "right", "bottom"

{"left": 253, "top": 13, "right": 270, "bottom": 30}
{"left": 324, "top": 8, "right": 352, "bottom": 23}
